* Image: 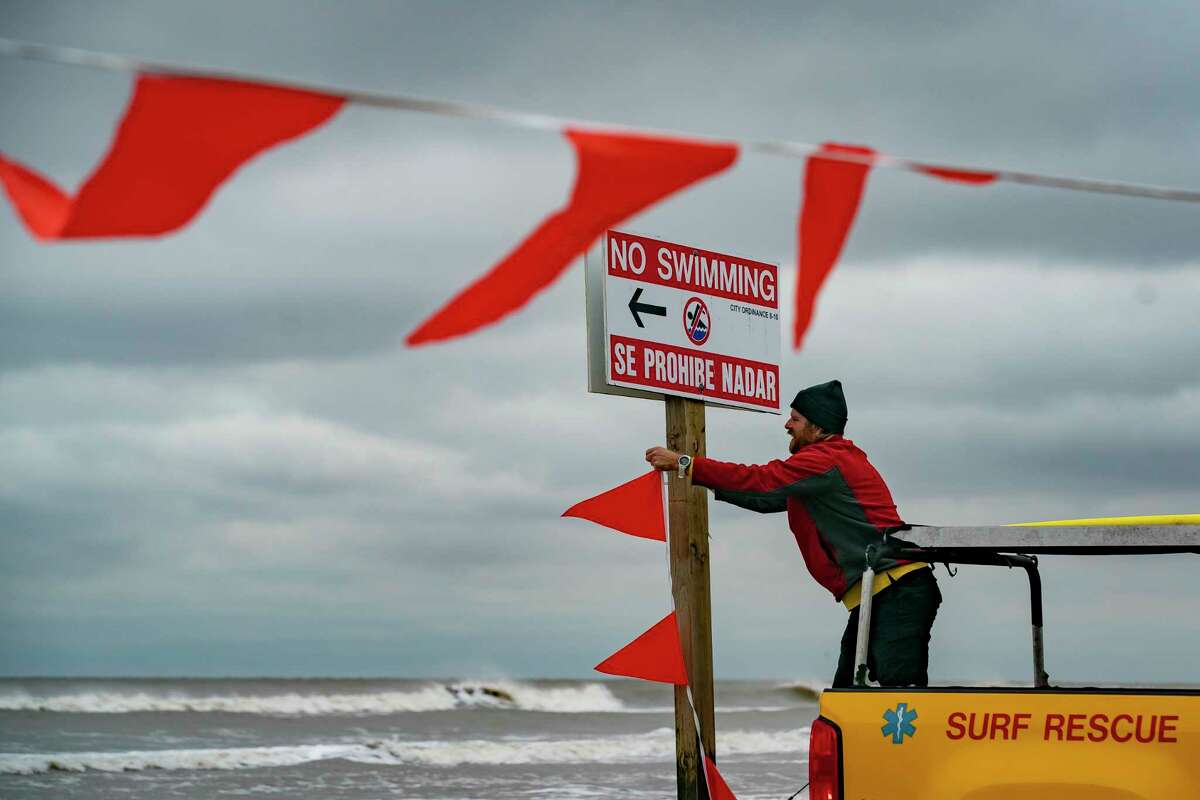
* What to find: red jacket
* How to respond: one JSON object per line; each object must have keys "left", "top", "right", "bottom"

{"left": 691, "top": 435, "right": 905, "bottom": 601}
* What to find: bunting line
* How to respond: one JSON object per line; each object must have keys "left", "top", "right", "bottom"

{"left": 4, "top": 36, "right": 1200, "bottom": 204}
{"left": 567, "top": 469, "right": 732, "bottom": 792}
{"left": 0, "top": 74, "right": 342, "bottom": 239}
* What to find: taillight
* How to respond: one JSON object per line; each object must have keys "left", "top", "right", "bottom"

{"left": 809, "top": 716, "right": 842, "bottom": 800}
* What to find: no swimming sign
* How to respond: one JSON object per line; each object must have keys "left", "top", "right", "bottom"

{"left": 586, "top": 230, "right": 781, "bottom": 413}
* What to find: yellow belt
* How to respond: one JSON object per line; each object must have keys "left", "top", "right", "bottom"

{"left": 841, "top": 561, "right": 931, "bottom": 611}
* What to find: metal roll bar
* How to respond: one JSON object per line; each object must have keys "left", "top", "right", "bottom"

{"left": 853, "top": 544, "right": 1049, "bottom": 688}
{"left": 850, "top": 524, "right": 1200, "bottom": 689}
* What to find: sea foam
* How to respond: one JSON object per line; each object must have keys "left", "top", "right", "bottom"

{"left": 0, "top": 727, "right": 811, "bottom": 774}
{"left": 0, "top": 681, "right": 626, "bottom": 716}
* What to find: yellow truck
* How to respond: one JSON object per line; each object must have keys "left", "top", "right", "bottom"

{"left": 808, "top": 516, "right": 1200, "bottom": 800}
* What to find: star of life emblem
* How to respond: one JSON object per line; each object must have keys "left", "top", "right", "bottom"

{"left": 882, "top": 702, "right": 918, "bottom": 744}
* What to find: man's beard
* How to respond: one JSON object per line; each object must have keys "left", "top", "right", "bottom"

{"left": 788, "top": 435, "right": 804, "bottom": 454}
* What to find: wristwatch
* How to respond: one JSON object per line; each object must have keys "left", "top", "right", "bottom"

{"left": 676, "top": 454, "right": 692, "bottom": 478}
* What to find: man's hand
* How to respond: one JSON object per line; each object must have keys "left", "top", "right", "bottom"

{"left": 645, "top": 446, "right": 681, "bottom": 472}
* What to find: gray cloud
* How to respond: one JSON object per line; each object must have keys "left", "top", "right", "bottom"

{"left": 2, "top": 0, "right": 1198, "bottom": 681}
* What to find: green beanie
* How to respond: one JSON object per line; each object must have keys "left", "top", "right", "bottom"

{"left": 790, "top": 379, "right": 847, "bottom": 435}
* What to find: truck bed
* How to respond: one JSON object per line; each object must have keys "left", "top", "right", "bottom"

{"left": 816, "top": 687, "right": 1200, "bottom": 799}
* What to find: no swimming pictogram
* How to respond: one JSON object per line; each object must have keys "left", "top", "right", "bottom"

{"left": 683, "top": 297, "right": 710, "bottom": 346}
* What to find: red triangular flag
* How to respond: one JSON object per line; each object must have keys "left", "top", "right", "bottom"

{"left": 915, "top": 163, "right": 998, "bottom": 185}
{"left": 793, "top": 142, "right": 875, "bottom": 349}
{"left": 0, "top": 74, "right": 343, "bottom": 240}
{"left": 594, "top": 612, "right": 688, "bottom": 684}
{"left": 406, "top": 128, "right": 737, "bottom": 346}
{"left": 791, "top": 145, "right": 996, "bottom": 349}
{"left": 562, "top": 471, "right": 665, "bottom": 542}
{"left": 704, "top": 755, "right": 738, "bottom": 800}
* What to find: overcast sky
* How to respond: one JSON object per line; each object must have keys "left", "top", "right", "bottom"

{"left": 2, "top": 1, "right": 1198, "bottom": 684}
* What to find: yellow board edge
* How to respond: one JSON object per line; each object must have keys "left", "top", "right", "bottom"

{"left": 1008, "top": 514, "right": 1200, "bottom": 527}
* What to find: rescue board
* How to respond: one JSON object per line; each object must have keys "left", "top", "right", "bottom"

{"left": 893, "top": 517, "right": 1200, "bottom": 554}
{"left": 1010, "top": 514, "right": 1200, "bottom": 527}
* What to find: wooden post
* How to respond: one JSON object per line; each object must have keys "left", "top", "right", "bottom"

{"left": 666, "top": 395, "right": 713, "bottom": 800}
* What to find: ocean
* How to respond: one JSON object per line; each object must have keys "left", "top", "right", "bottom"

{"left": 0, "top": 677, "right": 820, "bottom": 799}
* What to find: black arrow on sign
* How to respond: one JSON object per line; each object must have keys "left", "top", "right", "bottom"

{"left": 628, "top": 287, "right": 667, "bottom": 328}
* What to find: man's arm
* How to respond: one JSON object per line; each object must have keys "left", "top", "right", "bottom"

{"left": 646, "top": 447, "right": 789, "bottom": 512}
{"left": 691, "top": 452, "right": 841, "bottom": 496}
{"left": 645, "top": 446, "right": 842, "bottom": 497}
{"left": 712, "top": 487, "right": 788, "bottom": 514}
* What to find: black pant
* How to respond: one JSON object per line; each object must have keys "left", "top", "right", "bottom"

{"left": 832, "top": 567, "right": 941, "bottom": 688}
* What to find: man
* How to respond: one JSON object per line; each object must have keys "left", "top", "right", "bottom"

{"left": 645, "top": 379, "right": 940, "bottom": 688}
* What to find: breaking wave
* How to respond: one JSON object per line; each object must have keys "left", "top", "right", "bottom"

{"left": 0, "top": 681, "right": 626, "bottom": 716}
{"left": 776, "top": 679, "right": 825, "bottom": 702}
{"left": 0, "top": 727, "right": 811, "bottom": 774}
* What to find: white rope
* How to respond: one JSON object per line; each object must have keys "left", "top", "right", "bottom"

{"left": 3, "top": 36, "right": 1200, "bottom": 204}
